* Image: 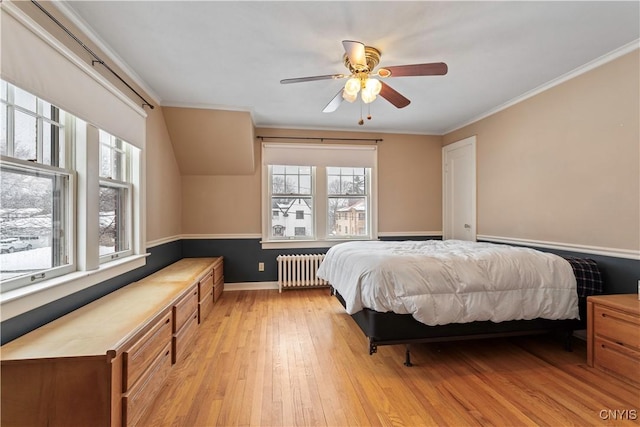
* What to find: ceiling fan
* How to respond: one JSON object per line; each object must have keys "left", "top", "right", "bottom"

{"left": 280, "top": 40, "right": 448, "bottom": 124}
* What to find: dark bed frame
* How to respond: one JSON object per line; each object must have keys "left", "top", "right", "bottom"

{"left": 332, "top": 287, "right": 587, "bottom": 366}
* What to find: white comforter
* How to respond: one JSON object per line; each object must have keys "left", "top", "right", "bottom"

{"left": 316, "top": 240, "right": 578, "bottom": 326}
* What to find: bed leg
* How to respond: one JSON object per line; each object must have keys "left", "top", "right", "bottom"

{"left": 563, "top": 330, "right": 574, "bottom": 352}
{"left": 404, "top": 344, "right": 413, "bottom": 367}
{"left": 369, "top": 340, "right": 378, "bottom": 355}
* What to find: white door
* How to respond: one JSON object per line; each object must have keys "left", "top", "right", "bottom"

{"left": 443, "top": 136, "right": 476, "bottom": 241}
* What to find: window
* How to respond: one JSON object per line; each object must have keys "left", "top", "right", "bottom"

{"left": 268, "top": 165, "right": 313, "bottom": 240}
{"left": 262, "top": 143, "right": 377, "bottom": 248}
{"left": 0, "top": 80, "right": 143, "bottom": 295}
{"left": 1, "top": 82, "right": 73, "bottom": 289}
{"left": 99, "top": 130, "right": 132, "bottom": 261}
{"left": 327, "top": 167, "right": 369, "bottom": 238}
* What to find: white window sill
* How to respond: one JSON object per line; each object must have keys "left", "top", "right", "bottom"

{"left": 0, "top": 254, "right": 148, "bottom": 322}
{"left": 261, "top": 237, "right": 376, "bottom": 250}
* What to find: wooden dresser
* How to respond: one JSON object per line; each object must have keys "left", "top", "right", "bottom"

{"left": 587, "top": 294, "right": 640, "bottom": 385}
{"left": 1, "top": 257, "right": 224, "bottom": 427}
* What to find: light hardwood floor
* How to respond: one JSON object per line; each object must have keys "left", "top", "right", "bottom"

{"left": 139, "top": 289, "right": 639, "bottom": 426}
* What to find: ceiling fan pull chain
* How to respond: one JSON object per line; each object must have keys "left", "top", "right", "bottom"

{"left": 367, "top": 103, "right": 372, "bottom": 121}
{"left": 358, "top": 99, "right": 364, "bottom": 125}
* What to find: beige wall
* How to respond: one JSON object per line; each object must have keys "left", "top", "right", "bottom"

{"left": 146, "top": 107, "right": 182, "bottom": 242}
{"left": 181, "top": 128, "right": 443, "bottom": 235}
{"left": 444, "top": 50, "right": 640, "bottom": 251}
{"left": 163, "top": 108, "right": 255, "bottom": 175}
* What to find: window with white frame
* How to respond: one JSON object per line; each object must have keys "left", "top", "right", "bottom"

{"left": 262, "top": 143, "right": 377, "bottom": 248}
{"left": 0, "top": 81, "right": 74, "bottom": 290}
{"left": 327, "top": 167, "right": 369, "bottom": 238}
{"left": 268, "top": 165, "right": 314, "bottom": 240}
{"left": 98, "top": 130, "right": 133, "bottom": 261}
{"left": 0, "top": 80, "right": 142, "bottom": 293}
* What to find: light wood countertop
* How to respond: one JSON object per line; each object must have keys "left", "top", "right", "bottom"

{"left": 1, "top": 257, "right": 220, "bottom": 361}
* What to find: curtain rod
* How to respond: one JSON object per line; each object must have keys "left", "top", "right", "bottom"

{"left": 30, "top": 0, "right": 155, "bottom": 110}
{"left": 257, "top": 136, "right": 383, "bottom": 143}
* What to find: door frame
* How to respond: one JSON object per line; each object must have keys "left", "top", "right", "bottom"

{"left": 442, "top": 135, "right": 477, "bottom": 240}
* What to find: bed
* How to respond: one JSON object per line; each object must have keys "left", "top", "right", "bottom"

{"left": 316, "top": 240, "right": 602, "bottom": 366}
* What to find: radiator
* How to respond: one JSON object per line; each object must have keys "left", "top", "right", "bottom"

{"left": 277, "top": 254, "right": 327, "bottom": 293}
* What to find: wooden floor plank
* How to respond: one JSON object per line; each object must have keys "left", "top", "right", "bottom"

{"left": 139, "top": 289, "right": 640, "bottom": 426}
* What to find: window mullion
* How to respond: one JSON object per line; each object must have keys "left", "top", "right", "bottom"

{"left": 7, "top": 105, "right": 15, "bottom": 158}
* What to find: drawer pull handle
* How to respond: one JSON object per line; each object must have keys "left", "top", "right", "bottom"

{"left": 165, "top": 318, "right": 170, "bottom": 325}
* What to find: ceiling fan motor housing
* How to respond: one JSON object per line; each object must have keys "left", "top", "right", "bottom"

{"left": 343, "top": 46, "right": 381, "bottom": 74}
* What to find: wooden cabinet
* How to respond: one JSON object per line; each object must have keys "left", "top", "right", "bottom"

{"left": 587, "top": 294, "right": 640, "bottom": 385}
{"left": 213, "top": 256, "right": 224, "bottom": 302}
{"left": 172, "top": 284, "right": 199, "bottom": 364}
{"left": 198, "top": 269, "right": 214, "bottom": 322}
{"left": 123, "top": 310, "right": 172, "bottom": 391}
{"left": 123, "top": 343, "right": 172, "bottom": 427}
{"left": 1, "top": 257, "right": 223, "bottom": 427}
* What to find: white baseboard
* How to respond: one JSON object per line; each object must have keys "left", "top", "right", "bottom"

{"left": 224, "top": 281, "right": 279, "bottom": 291}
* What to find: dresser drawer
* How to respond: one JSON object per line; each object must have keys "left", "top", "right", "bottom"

{"left": 213, "top": 277, "right": 224, "bottom": 302}
{"left": 594, "top": 337, "right": 640, "bottom": 384}
{"left": 173, "top": 310, "right": 199, "bottom": 364}
{"left": 198, "top": 270, "right": 214, "bottom": 302}
{"left": 123, "top": 342, "right": 172, "bottom": 427}
{"left": 123, "top": 311, "right": 172, "bottom": 391}
{"left": 213, "top": 259, "right": 223, "bottom": 283}
{"left": 173, "top": 285, "right": 198, "bottom": 333}
{"left": 199, "top": 287, "right": 214, "bottom": 323}
{"left": 593, "top": 305, "right": 640, "bottom": 351}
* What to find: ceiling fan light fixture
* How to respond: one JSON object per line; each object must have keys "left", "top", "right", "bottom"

{"left": 344, "top": 77, "right": 361, "bottom": 96}
{"left": 365, "top": 78, "right": 382, "bottom": 95}
{"left": 360, "top": 78, "right": 381, "bottom": 103}
{"left": 342, "top": 89, "right": 358, "bottom": 103}
{"left": 361, "top": 89, "right": 376, "bottom": 104}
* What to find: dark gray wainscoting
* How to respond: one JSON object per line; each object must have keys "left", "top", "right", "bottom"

{"left": 1, "top": 240, "right": 183, "bottom": 345}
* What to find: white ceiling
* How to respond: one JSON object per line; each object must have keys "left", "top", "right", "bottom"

{"left": 59, "top": 1, "right": 639, "bottom": 135}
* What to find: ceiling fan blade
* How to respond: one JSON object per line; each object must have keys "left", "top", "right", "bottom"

{"left": 322, "top": 89, "right": 344, "bottom": 113}
{"left": 342, "top": 40, "right": 366, "bottom": 68}
{"left": 379, "top": 82, "right": 411, "bottom": 108}
{"left": 379, "top": 62, "right": 448, "bottom": 77}
{"left": 280, "top": 74, "right": 345, "bottom": 84}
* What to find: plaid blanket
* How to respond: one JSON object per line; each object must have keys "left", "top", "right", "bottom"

{"left": 563, "top": 257, "right": 603, "bottom": 297}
